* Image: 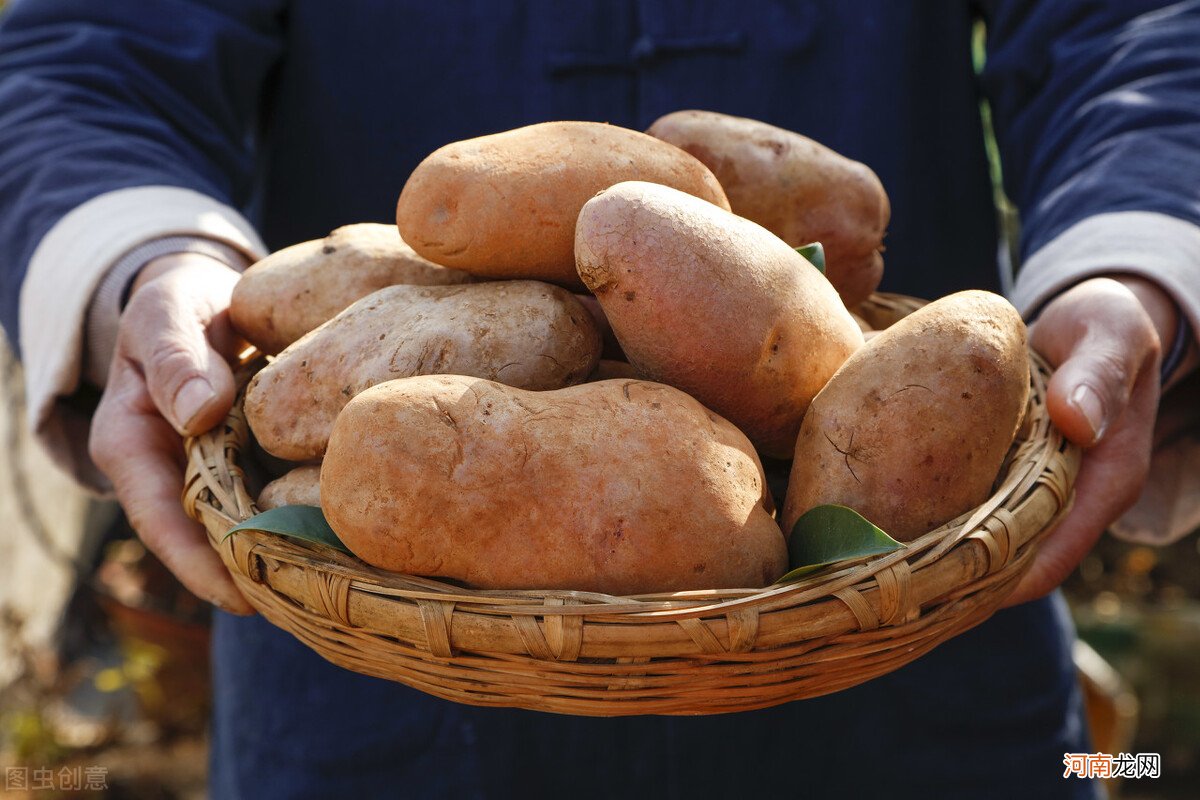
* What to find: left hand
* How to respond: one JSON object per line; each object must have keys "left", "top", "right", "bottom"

{"left": 1002, "top": 275, "right": 1176, "bottom": 607}
{"left": 89, "top": 253, "right": 254, "bottom": 614}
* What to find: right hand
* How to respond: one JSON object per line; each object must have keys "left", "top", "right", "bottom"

{"left": 89, "top": 252, "right": 255, "bottom": 614}
{"left": 1003, "top": 276, "right": 1168, "bottom": 607}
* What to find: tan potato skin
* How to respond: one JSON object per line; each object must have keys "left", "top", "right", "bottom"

{"left": 321, "top": 376, "right": 786, "bottom": 594}
{"left": 245, "top": 281, "right": 600, "bottom": 461}
{"left": 849, "top": 311, "right": 873, "bottom": 333}
{"left": 575, "top": 181, "right": 864, "bottom": 458}
{"left": 647, "top": 110, "right": 890, "bottom": 307}
{"left": 258, "top": 465, "right": 321, "bottom": 510}
{"left": 230, "top": 223, "right": 475, "bottom": 354}
{"left": 783, "top": 291, "right": 1030, "bottom": 541}
{"left": 395, "top": 121, "right": 730, "bottom": 289}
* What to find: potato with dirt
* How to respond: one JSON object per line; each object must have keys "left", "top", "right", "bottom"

{"left": 321, "top": 375, "right": 787, "bottom": 594}
{"left": 245, "top": 281, "right": 600, "bottom": 461}
{"left": 783, "top": 290, "right": 1030, "bottom": 541}
{"left": 396, "top": 121, "right": 730, "bottom": 289}
{"left": 647, "top": 110, "right": 890, "bottom": 307}
{"left": 575, "top": 181, "right": 863, "bottom": 458}
{"left": 258, "top": 465, "right": 322, "bottom": 510}
{"left": 230, "top": 223, "right": 474, "bottom": 354}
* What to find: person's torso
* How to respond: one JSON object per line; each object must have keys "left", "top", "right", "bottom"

{"left": 256, "top": 0, "right": 999, "bottom": 298}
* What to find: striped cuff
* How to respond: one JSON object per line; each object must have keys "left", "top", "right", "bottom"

{"left": 84, "top": 236, "right": 251, "bottom": 388}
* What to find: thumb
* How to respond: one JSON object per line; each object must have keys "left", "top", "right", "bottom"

{"left": 1031, "top": 281, "right": 1161, "bottom": 447}
{"left": 1043, "top": 344, "right": 1138, "bottom": 447}
{"left": 120, "top": 278, "right": 238, "bottom": 436}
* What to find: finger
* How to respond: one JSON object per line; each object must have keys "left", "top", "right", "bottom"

{"left": 1031, "top": 283, "right": 1160, "bottom": 447}
{"left": 121, "top": 280, "right": 239, "bottom": 437}
{"left": 208, "top": 306, "right": 250, "bottom": 362}
{"left": 1042, "top": 339, "right": 1139, "bottom": 446}
{"left": 1002, "top": 366, "right": 1158, "bottom": 607}
{"left": 91, "top": 360, "right": 255, "bottom": 615}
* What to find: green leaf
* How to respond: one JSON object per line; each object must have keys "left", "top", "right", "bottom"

{"left": 778, "top": 504, "right": 904, "bottom": 583}
{"left": 794, "top": 242, "right": 826, "bottom": 274}
{"left": 224, "top": 505, "right": 351, "bottom": 554}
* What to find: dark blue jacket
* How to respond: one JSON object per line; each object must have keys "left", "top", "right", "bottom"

{"left": 1, "top": 0, "right": 1199, "bottom": 350}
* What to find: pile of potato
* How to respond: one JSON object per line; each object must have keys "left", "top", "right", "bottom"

{"left": 231, "top": 113, "right": 1029, "bottom": 596}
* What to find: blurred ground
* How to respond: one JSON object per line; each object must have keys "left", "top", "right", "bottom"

{"left": 0, "top": 341, "right": 114, "bottom": 686}
{"left": 0, "top": 338, "right": 206, "bottom": 799}
{"left": 1064, "top": 535, "right": 1200, "bottom": 799}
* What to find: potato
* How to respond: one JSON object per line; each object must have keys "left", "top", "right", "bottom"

{"left": 321, "top": 375, "right": 786, "bottom": 594}
{"left": 647, "top": 110, "right": 890, "bottom": 307}
{"left": 850, "top": 311, "right": 873, "bottom": 333}
{"left": 395, "top": 121, "right": 730, "bottom": 289}
{"left": 589, "top": 359, "right": 641, "bottom": 381}
{"left": 245, "top": 281, "right": 600, "bottom": 461}
{"left": 782, "top": 291, "right": 1029, "bottom": 541}
{"left": 258, "top": 465, "right": 321, "bottom": 510}
{"left": 230, "top": 223, "right": 474, "bottom": 354}
{"left": 576, "top": 294, "right": 626, "bottom": 361}
{"left": 575, "top": 181, "right": 863, "bottom": 458}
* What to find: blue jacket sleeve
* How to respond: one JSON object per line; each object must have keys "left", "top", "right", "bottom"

{"left": 0, "top": 0, "right": 284, "bottom": 350}
{"left": 979, "top": 0, "right": 1200, "bottom": 262}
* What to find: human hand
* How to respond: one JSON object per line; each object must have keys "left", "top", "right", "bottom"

{"left": 89, "top": 253, "right": 254, "bottom": 614}
{"left": 1002, "top": 276, "right": 1176, "bottom": 607}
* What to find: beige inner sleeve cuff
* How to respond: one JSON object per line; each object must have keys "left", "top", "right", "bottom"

{"left": 1012, "top": 211, "right": 1200, "bottom": 545}
{"left": 18, "top": 186, "right": 267, "bottom": 492}
{"left": 85, "top": 235, "right": 253, "bottom": 388}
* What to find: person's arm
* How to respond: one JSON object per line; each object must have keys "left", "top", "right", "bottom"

{"left": 977, "top": 0, "right": 1200, "bottom": 604}
{"left": 0, "top": 0, "right": 281, "bottom": 482}
{"left": 0, "top": 0, "right": 285, "bottom": 611}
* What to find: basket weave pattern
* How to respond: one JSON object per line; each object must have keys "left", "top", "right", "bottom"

{"left": 183, "top": 294, "right": 1080, "bottom": 716}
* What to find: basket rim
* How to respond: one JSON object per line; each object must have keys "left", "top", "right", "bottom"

{"left": 179, "top": 291, "right": 1081, "bottom": 714}
{"left": 183, "top": 292, "right": 1079, "bottom": 619}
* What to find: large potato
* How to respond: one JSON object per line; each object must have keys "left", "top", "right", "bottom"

{"left": 575, "top": 181, "right": 863, "bottom": 458}
{"left": 230, "top": 223, "right": 474, "bottom": 354}
{"left": 321, "top": 375, "right": 786, "bottom": 594}
{"left": 395, "top": 121, "right": 730, "bottom": 289}
{"left": 782, "top": 291, "right": 1029, "bottom": 541}
{"left": 245, "top": 281, "right": 600, "bottom": 461}
{"left": 647, "top": 110, "right": 890, "bottom": 307}
{"left": 258, "top": 465, "right": 321, "bottom": 510}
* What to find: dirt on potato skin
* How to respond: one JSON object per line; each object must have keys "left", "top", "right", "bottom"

{"left": 396, "top": 121, "right": 730, "bottom": 288}
{"left": 245, "top": 281, "right": 601, "bottom": 461}
{"left": 322, "top": 375, "right": 786, "bottom": 594}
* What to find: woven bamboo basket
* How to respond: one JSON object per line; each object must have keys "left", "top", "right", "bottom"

{"left": 182, "top": 293, "right": 1080, "bottom": 716}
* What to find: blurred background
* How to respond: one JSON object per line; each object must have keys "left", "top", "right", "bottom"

{"left": 0, "top": 339, "right": 208, "bottom": 799}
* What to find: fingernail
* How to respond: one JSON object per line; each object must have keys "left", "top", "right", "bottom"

{"left": 1069, "top": 384, "right": 1107, "bottom": 443}
{"left": 174, "top": 376, "right": 214, "bottom": 430}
